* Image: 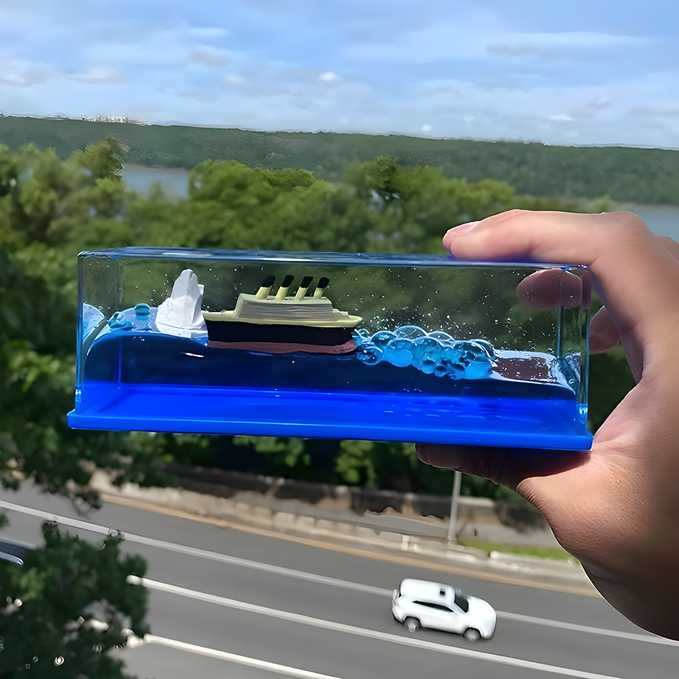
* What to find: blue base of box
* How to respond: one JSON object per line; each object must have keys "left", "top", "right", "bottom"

{"left": 68, "top": 383, "right": 592, "bottom": 451}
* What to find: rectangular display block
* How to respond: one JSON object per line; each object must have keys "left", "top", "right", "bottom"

{"left": 67, "top": 248, "right": 592, "bottom": 450}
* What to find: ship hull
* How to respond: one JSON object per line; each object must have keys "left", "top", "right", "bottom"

{"left": 205, "top": 320, "right": 357, "bottom": 354}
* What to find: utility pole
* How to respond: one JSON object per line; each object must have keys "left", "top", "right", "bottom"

{"left": 446, "top": 470, "right": 462, "bottom": 544}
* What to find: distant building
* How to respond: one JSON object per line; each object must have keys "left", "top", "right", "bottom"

{"left": 0, "top": 112, "right": 145, "bottom": 125}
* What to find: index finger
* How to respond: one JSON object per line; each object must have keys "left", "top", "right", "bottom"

{"left": 443, "top": 210, "right": 679, "bottom": 344}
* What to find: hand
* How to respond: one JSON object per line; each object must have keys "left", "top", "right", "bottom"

{"left": 417, "top": 210, "right": 679, "bottom": 639}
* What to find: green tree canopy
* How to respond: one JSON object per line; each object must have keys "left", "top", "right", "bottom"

{"left": 0, "top": 141, "right": 634, "bottom": 676}
{"left": 0, "top": 523, "right": 147, "bottom": 678}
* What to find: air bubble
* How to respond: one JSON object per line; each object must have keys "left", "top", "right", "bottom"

{"left": 354, "top": 326, "right": 495, "bottom": 381}
{"left": 356, "top": 345, "right": 383, "bottom": 366}
{"left": 394, "top": 325, "right": 427, "bottom": 340}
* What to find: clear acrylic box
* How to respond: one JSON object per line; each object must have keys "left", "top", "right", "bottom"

{"left": 67, "top": 248, "right": 592, "bottom": 450}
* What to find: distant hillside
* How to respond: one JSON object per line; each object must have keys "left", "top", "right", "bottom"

{"left": 1, "top": 115, "right": 678, "bottom": 204}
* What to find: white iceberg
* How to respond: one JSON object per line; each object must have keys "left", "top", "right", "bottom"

{"left": 82, "top": 303, "right": 106, "bottom": 339}
{"left": 155, "top": 269, "right": 207, "bottom": 337}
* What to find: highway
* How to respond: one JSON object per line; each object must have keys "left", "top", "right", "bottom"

{"left": 1, "top": 487, "right": 677, "bottom": 679}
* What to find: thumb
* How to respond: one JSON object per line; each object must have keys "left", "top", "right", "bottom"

{"left": 415, "top": 444, "right": 587, "bottom": 497}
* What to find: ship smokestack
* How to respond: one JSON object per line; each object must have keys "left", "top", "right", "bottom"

{"left": 255, "top": 275, "right": 276, "bottom": 300}
{"left": 295, "top": 276, "right": 314, "bottom": 301}
{"left": 313, "top": 277, "right": 330, "bottom": 298}
{"left": 275, "top": 274, "right": 295, "bottom": 301}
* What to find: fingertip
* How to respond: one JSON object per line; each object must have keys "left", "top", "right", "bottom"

{"left": 442, "top": 221, "right": 479, "bottom": 250}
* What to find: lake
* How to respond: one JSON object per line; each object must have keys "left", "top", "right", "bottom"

{"left": 123, "top": 164, "right": 190, "bottom": 199}
{"left": 121, "top": 164, "right": 679, "bottom": 241}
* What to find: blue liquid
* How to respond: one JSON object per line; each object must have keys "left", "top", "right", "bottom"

{"left": 68, "top": 318, "right": 591, "bottom": 451}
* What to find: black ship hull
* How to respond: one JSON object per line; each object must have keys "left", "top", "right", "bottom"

{"left": 205, "top": 320, "right": 357, "bottom": 354}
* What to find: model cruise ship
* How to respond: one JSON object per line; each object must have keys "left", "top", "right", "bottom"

{"left": 203, "top": 275, "right": 362, "bottom": 354}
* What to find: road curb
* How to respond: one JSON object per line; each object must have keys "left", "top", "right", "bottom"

{"left": 91, "top": 473, "right": 589, "bottom": 586}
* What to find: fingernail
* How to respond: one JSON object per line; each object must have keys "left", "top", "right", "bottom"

{"left": 443, "top": 222, "right": 478, "bottom": 245}
{"left": 451, "top": 221, "right": 478, "bottom": 236}
{"left": 443, "top": 221, "right": 478, "bottom": 249}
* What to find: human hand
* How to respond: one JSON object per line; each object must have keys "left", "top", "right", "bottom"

{"left": 417, "top": 210, "right": 679, "bottom": 639}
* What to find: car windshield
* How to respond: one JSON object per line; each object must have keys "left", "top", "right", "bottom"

{"left": 454, "top": 592, "right": 470, "bottom": 613}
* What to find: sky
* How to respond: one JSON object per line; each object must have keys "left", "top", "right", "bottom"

{"left": 1, "top": 0, "right": 678, "bottom": 147}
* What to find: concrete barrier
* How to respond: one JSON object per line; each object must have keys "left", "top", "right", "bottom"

{"left": 149, "top": 464, "right": 554, "bottom": 546}
{"left": 90, "top": 471, "right": 587, "bottom": 586}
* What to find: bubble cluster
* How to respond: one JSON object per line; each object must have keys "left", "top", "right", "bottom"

{"left": 354, "top": 325, "right": 496, "bottom": 380}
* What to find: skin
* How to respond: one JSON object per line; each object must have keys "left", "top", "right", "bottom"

{"left": 416, "top": 210, "right": 679, "bottom": 639}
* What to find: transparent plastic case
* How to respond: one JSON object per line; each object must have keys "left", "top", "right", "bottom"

{"left": 67, "top": 248, "right": 592, "bottom": 450}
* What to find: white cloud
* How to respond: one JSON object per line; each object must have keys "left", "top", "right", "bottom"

{"left": 224, "top": 73, "right": 246, "bottom": 86}
{"left": 6, "top": 61, "right": 679, "bottom": 149}
{"left": 68, "top": 66, "right": 121, "bottom": 83}
{"left": 0, "top": 59, "right": 50, "bottom": 87}
{"left": 632, "top": 105, "right": 679, "bottom": 118}
{"left": 190, "top": 46, "right": 232, "bottom": 66}
{"left": 187, "top": 26, "right": 229, "bottom": 40}
{"left": 345, "top": 13, "right": 651, "bottom": 65}
{"left": 487, "top": 31, "right": 650, "bottom": 57}
{"left": 548, "top": 113, "right": 575, "bottom": 124}
{"left": 0, "top": 2, "right": 675, "bottom": 148}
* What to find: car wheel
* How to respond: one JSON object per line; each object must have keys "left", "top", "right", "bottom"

{"left": 463, "top": 627, "right": 482, "bottom": 642}
{"left": 404, "top": 617, "right": 421, "bottom": 633}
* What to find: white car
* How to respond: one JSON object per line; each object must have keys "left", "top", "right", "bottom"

{"left": 392, "top": 578, "right": 496, "bottom": 641}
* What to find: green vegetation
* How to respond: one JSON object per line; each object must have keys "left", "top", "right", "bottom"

{"left": 0, "top": 524, "right": 148, "bottom": 678}
{"left": 457, "top": 537, "right": 575, "bottom": 563}
{"left": 0, "top": 139, "right": 633, "bottom": 672}
{"left": 0, "top": 140, "right": 632, "bottom": 499}
{"left": 2, "top": 115, "right": 679, "bottom": 204}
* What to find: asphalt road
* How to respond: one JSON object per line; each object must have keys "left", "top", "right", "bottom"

{"left": 1, "top": 487, "right": 678, "bottom": 679}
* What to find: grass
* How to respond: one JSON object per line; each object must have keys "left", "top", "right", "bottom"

{"left": 457, "top": 537, "right": 576, "bottom": 563}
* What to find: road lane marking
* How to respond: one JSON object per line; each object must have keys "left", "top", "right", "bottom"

{"left": 131, "top": 575, "right": 624, "bottom": 679}
{"left": 131, "top": 633, "right": 343, "bottom": 679}
{"left": 495, "top": 611, "right": 679, "bottom": 647}
{"left": 6, "top": 500, "right": 679, "bottom": 647}
{"left": 3, "top": 498, "right": 676, "bottom": 650}
{"left": 102, "top": 492, "right": 598, "bottom": 596}
{"left": 0, "top": 499, "right": 388, "bottom": 595}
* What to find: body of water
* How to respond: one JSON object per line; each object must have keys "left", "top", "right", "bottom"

{"left": 121, "top": 164, "right": 679, "bottom": 241}
{"left": 123, "top": 164, "right": 189, "bottom": 198}
{"left": 623, "top": 204, "right": 679, "bottom": 241}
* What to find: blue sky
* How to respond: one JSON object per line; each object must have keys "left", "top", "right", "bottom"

{"left": 1, "top": 0, "right": 678, "bottom": 146}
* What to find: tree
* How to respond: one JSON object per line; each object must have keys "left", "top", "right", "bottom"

{"left": 0, "top": 141, "right": 167, "bottom": 677}
{"left": 0, "top": 141, "right": 636, "bottom": 675}
{"left": 0, "top": 523, "right": 148, "bottom": 678}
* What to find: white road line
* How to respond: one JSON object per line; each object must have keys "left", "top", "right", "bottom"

{"left": 3, "top": 498, "right": 677, "bottom": 650}
{"left": 133, "top": 575, "right": 623, "bottom": 679}
{"left": 495, "top": 610, "right": 679, "bottom": 647}
{"left": 132, "top": 633, "right": 343, "bottom": 679}
{"left": 0, "top": 499, "right": 388, "bottom": 595}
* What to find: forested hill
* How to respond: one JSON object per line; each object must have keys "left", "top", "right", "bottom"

{"left": 1, "top": 114, "right": 678, "bottom": 204}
